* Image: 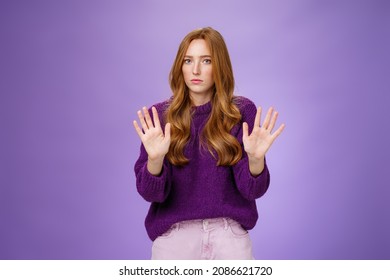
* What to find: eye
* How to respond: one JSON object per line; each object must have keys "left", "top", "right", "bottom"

{"left": 203, "top": 59, "right": 211, "bottom": 64}
{"left": 183, "top": 58, "right": 192, "bottom": 64}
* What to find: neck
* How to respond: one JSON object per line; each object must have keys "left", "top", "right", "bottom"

{"left": 190, "top": 91, "right": 212, "bottom": 106}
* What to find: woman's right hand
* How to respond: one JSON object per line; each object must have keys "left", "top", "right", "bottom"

{"left": 133, "top": 106, "right": 171, "bottom": 162}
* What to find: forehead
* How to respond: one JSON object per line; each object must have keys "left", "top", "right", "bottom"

{"left": 185, "top": 39, "right": 211, "bottom": 56}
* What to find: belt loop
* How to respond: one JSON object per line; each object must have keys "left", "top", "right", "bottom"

{"left": 203, "top": 219, "right": 208, "bottom": 231}
{"left": 223, "top": 218, "right": 228, "bottom": 230}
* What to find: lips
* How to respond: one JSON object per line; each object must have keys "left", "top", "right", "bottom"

{"left": 191, "top": 79, "right": 203, "bottom": 84}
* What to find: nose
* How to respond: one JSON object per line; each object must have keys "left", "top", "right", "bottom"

{"left": 192, "top": 61, "right": 200, "bottom": 75}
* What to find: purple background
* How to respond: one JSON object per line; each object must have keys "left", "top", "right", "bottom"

{"left": 1, "top": 0, "right": 389, "bottom": 259}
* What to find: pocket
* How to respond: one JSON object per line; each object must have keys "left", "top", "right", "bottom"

{"left": 156, "top": 224, "right": 178, "bottom": 240}
{"left": 228, "top": 222, "right": 249, "bottom": 238}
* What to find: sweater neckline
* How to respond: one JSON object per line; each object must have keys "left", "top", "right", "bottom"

{"left": 192, "top": 101, "right": 212, "bottom": 115}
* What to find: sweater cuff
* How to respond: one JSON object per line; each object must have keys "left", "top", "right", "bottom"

{"left": 137, "top": 162, "right": 169, "bottom": 202}
{"left": 234, "top": 156, "right": 270, "bottom": 201}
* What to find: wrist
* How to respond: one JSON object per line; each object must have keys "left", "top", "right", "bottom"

{"left": 147, "top": 156, "right": 165, "bottom": 176}
{"left": 247, "top": 153, "right": 265, "bottom": 163}
{"left": 248, "top": 155, "right": 265, "bottom": 177}
{"left": 148, "top": 155, "right": 165, "bottom": 163}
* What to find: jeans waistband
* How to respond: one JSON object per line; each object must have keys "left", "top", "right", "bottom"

{"left": 174, "top": 217, "right": 238, "bottom": 231}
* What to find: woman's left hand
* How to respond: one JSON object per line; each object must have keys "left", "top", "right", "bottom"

{"left": 243, "top": 107, "right": 285, "bottom": 161}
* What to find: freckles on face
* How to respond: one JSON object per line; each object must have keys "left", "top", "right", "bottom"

{"left": 182, "top": 39, "right": 215, "bottom": 98}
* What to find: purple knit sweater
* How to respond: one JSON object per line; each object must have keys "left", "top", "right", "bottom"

{"left": 134, "top": 96, "right": 270, "bottom": 241}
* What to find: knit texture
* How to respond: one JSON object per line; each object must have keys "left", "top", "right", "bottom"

{"left": 134, "top": 96, "right": 270, "bottom": 241}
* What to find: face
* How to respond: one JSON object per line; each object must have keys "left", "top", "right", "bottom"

{"left": 182, "top": 39, "right": 215, "bottom": 104}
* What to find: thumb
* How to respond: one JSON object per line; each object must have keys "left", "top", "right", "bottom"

{"left": 164, "top": 123, "right": 171, "bottom": 141}
{"left": 242, "top": 122, "right": 249, "bottom": 139}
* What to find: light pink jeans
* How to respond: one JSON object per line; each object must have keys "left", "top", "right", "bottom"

{"left": 151, "top": 217, "right": 254, "bottom": 260}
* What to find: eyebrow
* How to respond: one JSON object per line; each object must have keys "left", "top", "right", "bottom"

{"left": 184, "top": 55, "right": 211, "bottom": 58}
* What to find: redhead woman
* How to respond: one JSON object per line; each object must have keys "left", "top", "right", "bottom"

{"left": 133, "top": 27, "right": 285, "bottom": 260}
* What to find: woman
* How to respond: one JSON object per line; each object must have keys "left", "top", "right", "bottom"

{"left": 133, "top": 27, "right": 285, "bottom": 259}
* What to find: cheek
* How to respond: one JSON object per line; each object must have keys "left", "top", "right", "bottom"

{"left": 182, "top": 67, "right": 190, "bottom": 78}
{"left": 207, "top": 69, "right": 214, "bottom": 82}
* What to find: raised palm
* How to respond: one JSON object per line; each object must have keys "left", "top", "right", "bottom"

{"left": 243, "top": 107, "right": 285, "bottom": 160}
{"left": 133, "top": 106, "right": 171, "bottom": 160}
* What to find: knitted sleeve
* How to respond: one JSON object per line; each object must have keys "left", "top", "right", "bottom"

{"left": 134, "top": 144, "right": 171, "bottom": 202}
{"left": 232, "top": 97, "right": 271, "bottom": 201}
{"left": 133, "top": 102, "right": 172, "bottom": 203}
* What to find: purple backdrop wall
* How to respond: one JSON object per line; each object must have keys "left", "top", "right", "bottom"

{"left": 1, "top": 0, "right": 389, "bottom": 259}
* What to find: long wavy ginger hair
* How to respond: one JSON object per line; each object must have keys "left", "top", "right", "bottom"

{"left": 166, "top": 27, "right": 242, "bottom": 166}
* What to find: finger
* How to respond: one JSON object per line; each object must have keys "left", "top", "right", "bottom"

{"left": 133, "top": 120, "right": 144, "bottom": 139}
{"left": 143, "top": 107, "right": 154, "bottom": 128}
{"left": 152, "top": 107, "right": 161, "bottom": 129}
{"left": 242, "top": 122, "right": 249, "bottom": 139}
{"left": 254, "top": 107, "right": 262, "bottom": 128}
{"left": 271, "top": 123, "right": 286, "bottom": 140}
{"left": 268, "top": 111, "right": 279, "bottom": 132}
{"left": 262, "top": 107, "right": 273, "bottom": 129}
{"left": 137, "top": 110, "right": 149, "bottom": 131}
